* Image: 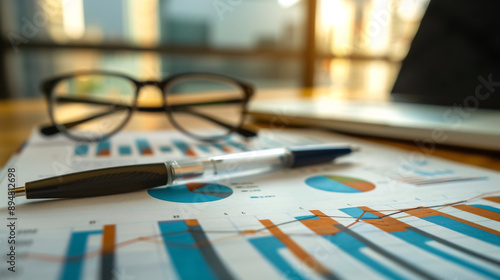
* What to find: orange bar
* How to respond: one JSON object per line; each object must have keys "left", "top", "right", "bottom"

{"left": 185, "top": 219, "right": 200, "bottom": 226}
{"left": 185, "top": 148, "right": 196, "bottom": 157}
{"left": 484, "top": 196, "right": 500, "bottom": 204}
{"left": 259, "top": 219, "right": 333, "bottom": 277}
{"left": 358, "top": 207, "right": 409, "bottom": 233}
{"left": 405, "top": 208, "right": 500, "bottom": 235}
{"left": 453, "top": 205, "right": 500, "bottom": 222}
{"left": 101, "top": 225, "right": 116, "bottom": 254}
{"left": 299, "top": 210, "right": 341, "bottom": 235}
{"left": 98, "top": 150, "right": 110, "bottom": 156}
{"left": 142, "top": 149, "right": 153, "bottom": 155}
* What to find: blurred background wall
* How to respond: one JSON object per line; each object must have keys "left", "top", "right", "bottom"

{"left": 0, "top": 0, "right": 429, "bottom": 99}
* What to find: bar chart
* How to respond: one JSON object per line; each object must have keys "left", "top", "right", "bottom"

{"left": 69, "top": 132, "right": 323, "bottom": 159}
{"left": 9, "top": 194, "right": 500, "bottom": 280}
{"left": 72, "top": 138, "right": 240, "bottom": 158}
{"left": 72, "top": 138, "right": 255, "bottom": 159}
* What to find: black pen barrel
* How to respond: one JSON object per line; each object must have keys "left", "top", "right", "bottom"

{"left": 24, "top": 163, "right": 168, "bottom": 199}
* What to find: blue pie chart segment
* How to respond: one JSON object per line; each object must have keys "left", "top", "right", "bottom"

{"left": 148, "top": 182, "right": 233, "bottom": 203}
{"left": 305, "top": 175, "right": 375, "bottom": 193}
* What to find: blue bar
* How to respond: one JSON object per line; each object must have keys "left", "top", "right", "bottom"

{"left": 295, "top": 215, "right": 319, "bottom": 221}
{"left": 197, "top": 144, "right": 211, "bottom": 153}
{"left": 159, "top": 146, "right": 173, "bottom": 152}
{"left": 118, "top": 145, "right": 132, "bottom": 155}
{"left": 136, "top": 138, "right": 153, "bottom": 155}
{"left": 340, "top": 207, "right": 380, "bottom": 219}
{"left": 74, "top": 144, "right": 89, "bottom": 156}
{"left": 470, "top": 204, "right": 500, "bottom": 214}
{"left": 173, "top": 140, "right": 189, "bottom": 153}
{"left": 226, "top": 141, "right": 248, "bottom": 151}
{"left": 172, "top": 140, "right": 195, "bottom": 156}
{"left": 296, "top": 216, "right": 405, "bottom": 280}
{"left": 96, "top": 140, "right": 111, "bottom": 156}
{"left": 341, "top": 208, "right": 500, "bottom": 278}
{"left": 158, "top": 221, "right": 216, "bottom": 280}
{"left": 249, "top": 236, "right": 306, "bottom": 280}
{"left": 391, "top": 231, "right": 500, "bottom": 278}
{"left": 60, "top": 230, "right": 102, "bottom": 280}
{"left": 322, "top": 230, "right": 405, "bottom": 279}
{"left": 421, "top": 216, "right": 500, "bottom": 246}
{"left": 212, "top": 143, "right": 226, "bottom": 152}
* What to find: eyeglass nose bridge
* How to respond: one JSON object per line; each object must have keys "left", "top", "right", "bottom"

{"left": 135, "top": 80, "right": 166, "bottom": 100}
{"left": 139, "top": 80, "right": 162, "bottom": 87}
{"left": 134, "top": 81, "right": 167, "bottom": 110}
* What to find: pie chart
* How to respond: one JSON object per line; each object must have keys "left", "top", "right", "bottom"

{"left": 148, "top": 182, "right": 233, "bottom": 203}
{"left": 305, "top": 175, "right": 375, "bottom": 193}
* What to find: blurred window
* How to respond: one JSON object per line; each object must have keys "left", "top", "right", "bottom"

{"left": 0, "top": 0, "right": 427, "bottom": 98}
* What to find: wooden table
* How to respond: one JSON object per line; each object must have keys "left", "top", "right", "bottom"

{"left": 1, "top": 90, "right": 499, "bottom": 172}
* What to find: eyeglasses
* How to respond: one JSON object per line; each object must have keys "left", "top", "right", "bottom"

{"left": 39, "top": 71, "right": 257, "bottom": 142}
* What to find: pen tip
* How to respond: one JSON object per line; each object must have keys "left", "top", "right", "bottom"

{"left": 350, "top": 145, "right": 361, "bottom": 152}
{"left": 13, "top": 187, "right": 26, "bottom": 197}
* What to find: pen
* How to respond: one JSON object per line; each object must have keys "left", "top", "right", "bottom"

{"left": 13, "top": 144, "right": 359, "bottom": 199}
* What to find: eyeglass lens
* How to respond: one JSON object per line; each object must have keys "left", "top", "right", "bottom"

{"left": 51, "top": 74, "right": 136, "bottom": 140}
{"left": 164, "top": 76, "right": 246, "bottom": 139}
{"left": 50, "top": 74, "right": 247, "bottom": 141}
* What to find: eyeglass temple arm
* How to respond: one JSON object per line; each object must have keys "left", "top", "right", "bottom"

{"left": 169, "top": 105, "right": 257, "bottom": 138}
{"left": 40, "top": 97, "right": 257, "bottom": 138}
{"left": 51, "top": 96, "right": 247, "bottom": 111}
{"left": 40, "top": 106, "right": 130, "bottom": 136}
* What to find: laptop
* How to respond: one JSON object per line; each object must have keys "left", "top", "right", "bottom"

{"left": 248, "top": 0, "right": 500, "bottom": 151}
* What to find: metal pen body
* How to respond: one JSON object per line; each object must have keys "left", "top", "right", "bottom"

{"left": 166, "top": 148, "right": 294, "bottom": 185}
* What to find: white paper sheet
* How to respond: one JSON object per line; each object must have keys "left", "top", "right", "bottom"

{"left": 1, "top": 128, "right": 499, "bottom": 279}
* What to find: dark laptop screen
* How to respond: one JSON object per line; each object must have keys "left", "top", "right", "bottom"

{"left": 391, "top": 0, "right": 500, "bottom": 109}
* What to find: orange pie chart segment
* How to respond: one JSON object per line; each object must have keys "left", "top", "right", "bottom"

{"left": 305, "top": 175, "right": 376, "bottom": 193}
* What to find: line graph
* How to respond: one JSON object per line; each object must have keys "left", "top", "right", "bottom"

{"left": 21, "top": 190, "right": 500, "bottom": 280}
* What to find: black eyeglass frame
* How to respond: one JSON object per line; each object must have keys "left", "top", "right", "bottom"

{"left": 40, "top": 70, "right": 257, "bottom": 142}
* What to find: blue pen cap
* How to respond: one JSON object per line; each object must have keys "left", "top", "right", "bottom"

{"left": 288, "top": 145, "right": 359, "bottom": 168}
